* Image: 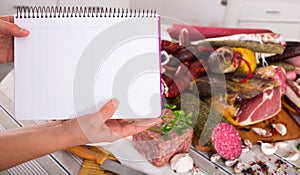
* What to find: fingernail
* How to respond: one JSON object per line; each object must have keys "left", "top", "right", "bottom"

{"left": 112, "top": 98, "right": 119, "bottom": 108}
{"left": 20, "top": 28, "right": 30, "bottom": 35}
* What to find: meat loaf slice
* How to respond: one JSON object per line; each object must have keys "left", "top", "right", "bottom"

{"left": 132, "top": 109, "right": 193, "bottom": 167}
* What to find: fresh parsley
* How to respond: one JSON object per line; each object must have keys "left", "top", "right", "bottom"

{"left": 150, "top": 104, "right": 193, "bottom": 138}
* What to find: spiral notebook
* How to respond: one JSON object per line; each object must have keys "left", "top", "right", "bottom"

{"left": 14, "top": 6, "right": 161, "bottom": 120}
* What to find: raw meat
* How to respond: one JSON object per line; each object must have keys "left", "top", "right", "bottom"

{"left": 255, "top": 65, "right": 287, "bottom": 95}
{"left": 132, "top": 109, "right": 193, "bottom": 167}
{"left": 285, "top": 79, "right": 300, "bottom": 110}
{"left": 189, "top": 74, "right": 282, "bottom": 126}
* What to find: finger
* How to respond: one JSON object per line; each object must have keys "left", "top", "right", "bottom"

{"left": 77, "top": 98, "right": 118, "bottom": 127}
{"left": 97, "top": 98, "right": 119, "bottom": 123}
{"left": 106, "top": 118, "right": 162, "bottom": 139}
{"left": 0, "top": 18, "right": 29, "bottom": 37}
{"left": 9, "top": 16, "right": 14, "bottom": 23}
{"left": 0, "top": 16, "right": 11, "bottom": 22}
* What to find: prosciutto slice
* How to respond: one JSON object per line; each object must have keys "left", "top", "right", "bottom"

{"left": 190, "top": 73, "right": 282, "bottom": 126}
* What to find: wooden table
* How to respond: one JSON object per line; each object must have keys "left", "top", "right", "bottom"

{"left": 0, "top": 70, "right": 299, "bottom": 175}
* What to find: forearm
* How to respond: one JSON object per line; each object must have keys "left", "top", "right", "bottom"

{"left": 0, "top": 99, "right": 158, "bottom": 171}
{"left": 0, "top": 119, "right": 88, "bottom": 170}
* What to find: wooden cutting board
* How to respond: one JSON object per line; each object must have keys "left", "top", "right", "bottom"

{"left": 238, "top": 108, "right": 300, "bottom": 144}
{"left": 192, "top": 107, "right": 300, "bottom": 152}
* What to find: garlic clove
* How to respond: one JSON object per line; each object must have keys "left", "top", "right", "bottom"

{"left": 225, "top": 159, "right": 239, "bottom": 167}
{"left": 234, "top": 162, "right": 244, "bottom": 174}
{"left": 244, "top": 139, "right": 253, "bottom": 148}
{"left": 242, "top": 139, "right": 253, "bottom": 153}
{"left": 210, "top": 154, "right": 221, "bottom": 163}
{"left": 242, "top": 147, "right": 250, "bottom": 153}
{"left": 170, "top": 153, "right": 194, "bottom": 173}
{"left": 283, "top": 152, "right": 299, "bottom": 161}
{"left": 275, "top": 142, "right": 288, "bottom": 149}
{"left": 259, "top": 141, "right": 279, "bottom": 155}
{"left": 191, "top": 166, "right": 200, "bottom": 175}
{"left": 272, "top": 123, "right": 287, "bottom": 136}
{"left": 252, "top": 127, "right": 272, "bottom": 137}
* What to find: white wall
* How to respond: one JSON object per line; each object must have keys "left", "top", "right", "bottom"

{"left": 0, "top": 0, "right": 57, "bottom": 15}
{"left": 57, "top": 0, "right": 129, "bottom": 8}
{"left": 129, "top": 0, "right": 226, "bottom": 26}
{"left": 0, "top": 0, "right": 226, "bottom": 26}
{"left": 0, "top": 0, "right": 129, "bottom": 15}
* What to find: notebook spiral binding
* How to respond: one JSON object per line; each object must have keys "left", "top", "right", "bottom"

{"left": 16, "top": 6, "right": 157, "bottom": 19}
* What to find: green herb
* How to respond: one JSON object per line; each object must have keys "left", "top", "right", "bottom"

{"left": 294, "top": 165, "right": 300, "bottom": 173}
{"left": 297, "top": 143, "right": 300, "bottom": 151}
{"left": 164, "top": 104, "right": 177, "bottom": 110}
{"left": 150, "top": 104, "right": 193, "bottom": 138}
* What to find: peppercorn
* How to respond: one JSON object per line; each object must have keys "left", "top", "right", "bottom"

{"left": 262, "top": 164, "right": 268, "bottom": 170}
{"left": 246, "top": 167, "right": 253, "bottom": 173}
{"left": 297, "top": 143, "right": 300, "bottom": 151}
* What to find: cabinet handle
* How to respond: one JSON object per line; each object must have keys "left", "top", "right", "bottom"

{"left": 265, "top": 10, "right": 280, "bottom": 14}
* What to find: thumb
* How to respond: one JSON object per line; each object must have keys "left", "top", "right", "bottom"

{"left": 97, "top": 98, "right": 119, "bottom": 123}
{"left": 0, "top": 19, "right": 29, "bottom": 37}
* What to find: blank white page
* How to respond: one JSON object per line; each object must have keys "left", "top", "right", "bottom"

{"left": 14, "top": 9, "right": 161, "bottom": 120}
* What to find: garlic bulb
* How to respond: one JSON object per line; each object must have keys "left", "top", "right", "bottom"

{"left": 259, "top": 141, "right": 279, "bottom": 155}
{"left": 272, "top": 123, "right": 287, "bottom": 136}
{"left": 283, "top": 152, "right": 299, "bottom": 161}
{"left": 170, "top": 153, "right": 194, "bottom": 173}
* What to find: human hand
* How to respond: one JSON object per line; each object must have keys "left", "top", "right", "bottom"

{"left": 66, "top": 99, "right": 162, "bottom": 144}
{"left": 0, "top": 16, "right": 29, "bottom": 63}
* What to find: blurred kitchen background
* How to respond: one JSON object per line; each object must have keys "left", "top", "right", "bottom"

{"left": 0, "top": 0, "right": 300, "bottom": 80}
{"left": 1, "top": 0, "right": 300, "bottom": 41}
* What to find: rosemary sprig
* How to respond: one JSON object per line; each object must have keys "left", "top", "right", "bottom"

{"left": 149, "top": 104, "right": 193, "bottom": 138}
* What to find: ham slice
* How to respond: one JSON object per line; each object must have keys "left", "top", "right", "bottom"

{"left": 233, "top": 86, "right": 281, "bottom": 126}
{"left": 190, "top": 73, "right": 282, "bottom": 126}
{"left": 255, "top": 66, "right": 287, "bottom": 95}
